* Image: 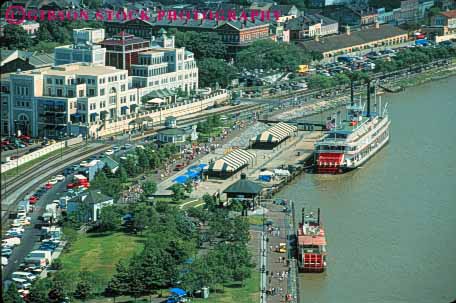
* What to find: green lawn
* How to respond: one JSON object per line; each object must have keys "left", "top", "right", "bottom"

{"left": 60, "top": 231, "right": 144, "bottom": 291}
{"left": 3, "top": 146, "right": 73, "bottom": 180}
{"left": 192, "top": 270, "right": 260, "bottom": 303}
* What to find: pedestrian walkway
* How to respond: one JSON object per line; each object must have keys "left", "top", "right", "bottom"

{"left": 263, "top": 201, "right": 292, "bottom": 303}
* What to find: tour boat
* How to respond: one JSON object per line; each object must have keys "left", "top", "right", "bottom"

{"left": 314, "top": 81, "right": 390, "bottom": 174}
{"left": 296, "top": 208, "right": 327, "bottom": 273}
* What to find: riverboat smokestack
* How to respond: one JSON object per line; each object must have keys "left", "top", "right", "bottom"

{"left": 367, "top": 80, "right": 371, "bottom": 117}
{"left": 350, "top": 81, "right": 354, "bottom": 106}
{"left": 302, "top": 208, "right": 305, "bottom": 224}
{"left": 317, "top": 208, "right": 320, "bottom": 226}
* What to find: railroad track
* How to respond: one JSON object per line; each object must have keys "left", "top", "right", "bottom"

{"left": 1, "top": 144, "right": 112, "bottom": 225}
{"left": 1, "top": 143, "right": 85, "bottom": 191}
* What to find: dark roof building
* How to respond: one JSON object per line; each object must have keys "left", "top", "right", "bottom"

{"left": 67, "top": 190, "right": 114, "bottom": 222}
{"left": 223, "top": 173, "right": 264, "bottom": 198}
{"left": 104, "top": 18, "right": 272, "bottom": 56}
{"left": 298, "top": 24, "right": 408, "bottom": 58}
{"left": 0, "top": 50, "right": 54, "bottom": 73}
{"left": 285, "top": 14, "right": 339, "bottom": 40}
{"left": 223, "top": 173, "right": 264, "bottom": 213}
{"left": 98, "top": 31, "right": 151, "bottom": 74}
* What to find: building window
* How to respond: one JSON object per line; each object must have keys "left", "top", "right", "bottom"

{"left": 100, "top": 88, "right": 105, "bottom": 96}
{"left": 57, "top": 89, "right": 63, "bottom": 97}
{"left": 89, "top": 89, "right": 95, "bottom": 96}
{"left": 79, "top": 90, "right": 84, "bottom": 97}
{"left": 110, "top": 96, "right": 116, "bottom": 105}
{"left": 46, "top": 78, "right": 52, "bottom": 84}
{"left": 121, "top": 84, "right": 126, "bottom": 92}
{"left": 68, "top": 90, "right": 74, "bottom": 97}
{"left": 48, "top": 88, "right": 52, "bottom": 96}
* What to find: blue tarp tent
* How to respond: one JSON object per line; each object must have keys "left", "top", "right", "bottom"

{"left": 198, "top": 163, "right": 208, "bottom": 169}
{"left": 174, "top": 175, "right": 189, "bottom": 184}
{"left": 188, "top": 165, "right": 200, "bottom": 171}
{"left": 170, "top": 288, "right": 186, "bottom": 296}
{"left": 186, "top": 170, "right": 200, "bottom": 179}
{"left": 259, "top": 175, "right": 272, "bottom": 182}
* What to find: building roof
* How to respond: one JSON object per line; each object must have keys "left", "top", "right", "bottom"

{"left": 251, "top": 122, "right": 297, "bottom": 143}
{"left": 0, "top": 50, "right": 54, "bottom": 68}
{"left": 100, "top": 155, "right": 119, "bottom": 170}
{"left": 99, "top": 32, "right": 149, "bottom": 46}
{"left": 441, "top": 10, "right": 456, "bottom": 18}
{"left": 271, "top": 4, "right": 298, "bottom": 15}
{"left": 298, "top": 24, "right": 407, "bottom": 54}
{"left": 15, "top": 63, "right": 124, "bottom": 77}
{"left": 69, "top": 190, "right": 112, "bottom": 205}
{"left": 118, "top": 17, "right": 269, "bottom": 32}
{"left": 223, "top": 173, "right": 264, "bottom": 195}
{"left": 207, "top": 149, "right": 256, "bottom": 173}
{"left": 157, "top": 128, "right": 186, "bottom": 136}
{"left": 285, "top": 14, "right": 338, "bottom": 30}
{"left": 142, "top": 88, "right": 175, "bottom": 101}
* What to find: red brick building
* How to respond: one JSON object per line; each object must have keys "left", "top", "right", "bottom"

{"left": 98, "top": 32, "right": 151, "bottom": 74}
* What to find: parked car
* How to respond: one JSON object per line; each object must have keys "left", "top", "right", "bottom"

{"left": 55, "top": 175, "right": 65, "bottom": 181}
{"left": 48, "top": 178, "right": 58, "bottom": 185}
{"left": 44, "top": 183, "right": 53, "bottom": 190}
{"left": 29, "top": 196, "right": 39, "bottom": 204}
{"left": 2, "top": 248, "right": 13, "bottom": 257}
{"left": 105, "top": 149, "right": 114, "bottom": 155}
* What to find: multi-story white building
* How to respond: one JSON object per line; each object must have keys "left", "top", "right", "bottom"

{"left": 54, "top": 28, "right": 107, "bottom": 66}
{"left": 130, "top": 31, "right": 199, "bottom": 98}
{"left": 7, "top": 63, "right": 138, "bottom": 138}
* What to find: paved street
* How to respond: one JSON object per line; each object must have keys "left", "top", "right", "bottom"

{"left": 2, "top": 178, "right": 68, "bottom": 282}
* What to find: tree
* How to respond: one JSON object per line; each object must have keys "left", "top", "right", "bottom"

{"left": 142, "top": 180, "right": 157, "bottom": 197}
{"left": 50, "top": 258, "right": 63, "bottom": 270}
{"left": 236, "top": 39, "right": 311, "bottom": 72}
{"left": 368, "top": 0, "right": 401, "bottom": 10}
{"left": 85, "top": 0, "right": 103, "bottom": 9}
{"left": 174, "top": 31, "right": 227, "bottom": 59}
{"left": 137, "top": 151, "right": 150, "bottom": 172}
{"left": 73, "top": 279, "right": 92, "bottom": 301}
{"left": 29, "top": 279, "right": 52, "bottom": 303}
{"left": 170, "top": 184, "right": 186, "bottom": 202}
{"left": 116, "top": 166, "right": 128, "bottom": 183}
{"left": 99, "top": 205, "right": 121, "bottom": 231}
{"left": 1, "top": 24, "right": 33, "bottom": 49}
{"left": 3, "top": 283, "right": 23, "bottom": 303}
{"left": 132, "top": 206, "right": 150, "bottom": 233}
{"left": 308, "top": 74, "right": 335, "bottom": 89}
{"left": 184, "top": 179, "right": 193, "bottom": 194}
{"left": 203, "top": 193, "right": 217, "bottom": 212}
{"left": 334, "top": 73, "right": 350, "bottom": 86}
{"left": 105, "top": 261, "right": 130, "bottom": 300}
{"left": 125, "top": 258, "right": 148, "bottom": 299}
{"left": 198, "top": 58, "right": 239, "bottom": 88}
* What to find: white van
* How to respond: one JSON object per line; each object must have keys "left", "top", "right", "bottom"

{"left": 2, "top": 237, "right": 21, "bottom": 247}
{"left": 12, "top": 271, "right": 37, "bottom": 282}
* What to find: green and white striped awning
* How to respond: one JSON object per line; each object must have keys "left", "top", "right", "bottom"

{"left": 251, "top": 122, "right": 298, "bottom": 143}
{"left": 207, "top": 149, "right": 256, "bottom": 173}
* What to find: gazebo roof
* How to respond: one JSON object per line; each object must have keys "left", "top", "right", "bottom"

{"left": 223, "top": 174, "right": 263, "bottom": 195}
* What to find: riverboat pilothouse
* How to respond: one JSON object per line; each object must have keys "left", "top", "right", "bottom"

{"left": 314, "top": 81, "right": 390, "bottom": 174}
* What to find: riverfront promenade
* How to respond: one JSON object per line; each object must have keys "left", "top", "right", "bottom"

{"left": 260, "top": 200, "right": 298, "bottom": 303}
{"left": 155, "top": 130, "right": 322, "bottom": 198}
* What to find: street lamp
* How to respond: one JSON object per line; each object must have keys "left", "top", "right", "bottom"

{"left": 14, "top": 120, "right": 19, "bottom": 176}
